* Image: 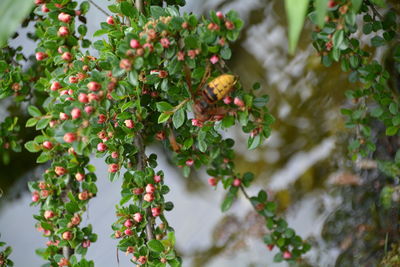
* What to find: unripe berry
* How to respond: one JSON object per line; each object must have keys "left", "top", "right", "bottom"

{"left": 108, "top": 163, "right": 119, "bottom": 173}
{"left": 124, "top": 119, "right": 134, "bottom": 129}
{"left": 97, "top": 142, "right": 107, "bottom": 152}
{"left": 35, "top": 52, "right": 47, "bottom": 61}
{"left": 151, "top": 207, "right": 161, "bottom": 217}
{"left": 77, "top": 93, "right": 88, "bottom": 103}
{"left": 61, "top": 52, "right": 72, "bottom": 61}
{"left": 58, "top": 26, "right": 69, "bottom": 37}
{"left": 58, "top": 258, "right": 69, "bottom": 267}
{"left": 283, "top": 251, "right": 292, "bottom": 259}
{"left": 84, "top": 106, "right": 94, "bottom": 114}
{"left": 106, "top": 16, "right": 115, "bottom": 25}
{"left": 124, "top": 228, "right": 133, "bottom": 236}
{"left": 69, "top": 76, "right": 78, "bottom": 83}
{"left": 63, "top": 132, "right": 76, "bottom": 143}
{"left": 50, "top": 81, "right": 62, "bottom": 91}
{"left": 130, "top": 39, "right": 140, "bottom": 49}
{"left": 40, "top": 190, "right": 50, "bottom": 198}
{"left": 234, "top": 97, "right": 245, "bottom": 107}
{"left": 71, "top": 108, "right": 81, "bottom": 119}
{"left": 44, "top": 210, "right": 55, "bottom": 220}
{"left": 87, "top": 81, "right": 101, "bottom": 91}
{"left": 78, "top": 191, "right": 89, "bottom": 200}
{"left": 124, "top": 219, "right": 133, "bottom": 228}
{"left": 82, "top": 240, "right": 91, "bottom": 248}
{"left": 328, "top": 0, "right": 336, "bottom": 8}
{"left": 115, "top": 230, "right": 122, "bottom": 238}
{"left": 208, "top": 177, "right": 218, "bottom": 186}
{"left": 216, "top": 11, "right": 224, "bottom": 19}
{"left": 132, "top": 188, "right": 144, "bottom": 195}
{"left": 232, "top": 178, "right": 241, "bottom": 187}
{"left": 145, "top": 184, "right": 155, "bottom": 193}
{"left": 126, "top": 246, "right": 135, "bottom": 254}
{"left": 191, "top": 119, "right": 203, "bottom": 127}
{"left": 59, "top": 112, "right": 69, "bottom": 120}
{"left": 154, "top": 175, "right": 162, "bottom": 183}
{"left": 43, "top": 141, "right": 53, "bottom": 150}
{"left": 55, "top": 166, "right": 67, "bottom": 176}
{"left": 32, "top": 191, "right": 40, "bottom": 202}
{"left": 143, "top": 193, "right": 154, "bottom": 202}
{"left": 88, "top": 93, "right": 99, "bottom": 102}
{"left": 111, "top": 151, "right": 118, "bottom": 158}
{"left": 75, "top": 172, "right": 85, "bottom": 182}
{"left": 133, "top": 212, "right": 143, "bottom": 223}
{"left": 138, "top": 256, "right": 147, "bottom": 264}
{"left": 160, "top": 38, "right": 170, "bottom": 48}
{"left": 177, "top": 51, "right": 185, "bottom": 61}
{"left": 62, "top": 231, "right": 73, "bottom": 240}
{"left": 186, "top": 159, "right": 194, "bottom": 166}
{"left": 71, "top": 214, "right": 81, "bottom": 225}
{"left": 98, "top": 114, "right": 106, "bottom": 123}
{"left": 119, "top": 59, "right": 131, "bottom": 70}
{"left": 143, "top": 43, "right": 153, "bottom": 52}
{"left": 58, "top": 12, "right": 71, "bottom": 23}
{"left": 41, "top": 4, "right": 49, "bottom": 13}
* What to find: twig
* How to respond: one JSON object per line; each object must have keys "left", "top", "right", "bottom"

{"left": 239, "top": 185, "right": 251, "bottom": 201}
{"left": 88, "top": 0, "right": 111, "bottom": 17}
{"left": 134, "top": 133, "right": 155, "bottom": 241}
{"left": 135, "top": 0, "right": 144, "bottom": 14}
{"left": 366, "top": 0, "right": 384, "bottom": 20}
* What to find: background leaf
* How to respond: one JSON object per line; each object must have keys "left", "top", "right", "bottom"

{"left": 284, "top": 0, "right": 310, "bottom": 54}
{"left": 315, "top": 0, "right": 328, "bottom": 27}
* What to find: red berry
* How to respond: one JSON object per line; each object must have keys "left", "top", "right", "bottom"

{"left": 84, "top": 106, "right": 94, "bottom": 114}
{"left": 43, "top": 141, "right": 53, "bottom": 150}
{"left": 130, "top": 39, "right": 141, "bottom": 49}
{"left": 232, "top": 178, "right": 241, "bottom": 187}
{"left": 225, "top": 20, "right": 235, "bottom": 30}
{"left": 75, "top": 172, "right": 85, "bottom": 182}
{"left": 124, "top": 229, "right": 133, "bottom": 236}
{"left": 267, "top": 244, "right": 274, "bottom": 251}
{"left": 124, "top": 119, "right": 134, "bottom": 129}
{"left": 55, "top": 166, "right": 67, "bottom": 176}
{"left": 98, "top": 114, "right": 106, "bottom": 123}
{"left": 69, "top": 76, "right": 78, "bottom": 83}
{"left": 97, "top": 142, "right": 107, "bottom": 152}
{"left": 216, "top": 11, "right": 224, "bottom": 19}
{"left": 328, "top": 0, "right": 336, "bottom": 8}
{"left": 106, "top": 16, "right": 115, "bottom": 25}
{"left": 32, "top": 192, "right": 40, "bottom": 202}
{"left": 44, "top": 210, "right": 54, "bottom": 220}
{"left": 82, "top": 240, "right": 90, "bottom": 248}
{"left": 41, "top": 4, "right": 49, "bottom": 13}
{"left": 145, "top": 184, "right": 155, "bottom": 193}
{"left": 160, "top": 38, "right": 170, "bottom": 48}
{"left": 143, "top": 193, "right": 154, "bottom": 202}
{"left": 208, "top": 177, "right": 218, "bottom": 186}
{"left": 108, "top": 163, "right": 119, "bottom": 173}
{"left": 50, "top": 81, "right": 62, "bottom": 91}
{"left": 35, "top": 52, "right": 47, "bottom": 61}
{"left": 154, "top": 175, "right": 162, "bottom": 183}
{"left": 87, "top": 81, "right": 101, "bottom": 91}
{"left": 124, "top": 219, "right": 133, "bottom": 228}
{"left": 62, "top": 231, "right": 73, "bottom": 240}
{"left": 133, "top": 212, "right": 143, "bottom": 223}
{"left": 58, "top": 26, "right": 69, "bottom": 37}
{"left": 223, "top": 96, "right": 233, "bottom": 105}
{"left": 71, "top": 108, "right": 81, "bottom": 119}
{"left": 77, "top": 93, "right": 88, "bottom": 103}
{"left": 58, "top": 12, "right": 71, "bottom": 23}
{"left": 186, "top": 159, "right": 194, "bottom": 166}
{"left": 191, "top": 119, "right": 203, "bottom": 127}
{"left": 151, "top": 207, "right": 161, "bottom": 217}
{"left": 35, "top": 0, "right": 44, "bottom": 4}
{"left": 61, "top": 52, "right": 72, "bottom": 61}
{"left": 63, "top": 132, "right": 76, "bottom": 143}
{"left": 132, "top": 188, "right": 144, "bottom": 195}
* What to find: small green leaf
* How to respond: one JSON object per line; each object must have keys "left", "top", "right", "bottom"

{"left": 156, "top": 102, "right": 173, "bottom": 112}
{"left": 36, "top": 118, "right": 51, "bottom": 130}
{"left": 351, "top": 0, "right": 363, "bottom": 12}
{"left": 172, "top": 108, "right": 185, "bottom": 129}
{"left": 285, "top": 0, "right": 310, "bottom": 54}
{"left": 333, "top": 30, "right": 344, "bottom": 48}
{"left": 386, "top": 126, "right": 398, "bottom": 136}
{"left": 26, "top": 118, "right": 38, "bottom": 127}
{"left": 147, "top": 239, "right": 165, "bottom": 253}
{"left": 221, "top": 193, "right": 235, "bottom": 212}
{"left": 36, "top": 152, "right": 51, "bottom": 163}
{"left": 24, "top": 141, "right": 41, "bottom": 152}
{"left": 158, "top": 113, "right": 171, "bottom": 124}
{"left": 120, "top": 1, "right": 138, "bottom": 18}
{"left": 28, "top": 106, "right": 42, "bottom": 117}
{"left": 248, "top": 135, "right": 261, "bottom": 150}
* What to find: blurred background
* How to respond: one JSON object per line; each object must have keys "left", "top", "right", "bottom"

{"left": 1, "top": 0, "right": 398, "bottom": 266}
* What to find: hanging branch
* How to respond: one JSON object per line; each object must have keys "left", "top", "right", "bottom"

{"left": 88, "top": 0, "right": 111, "bottom": 17}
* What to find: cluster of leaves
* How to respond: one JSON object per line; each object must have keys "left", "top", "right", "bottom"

{"left": 0, "top": 239, "right": 13, "bottom": 267}
{"left": 0, "top": 117, "right": 21, "bottom": 165}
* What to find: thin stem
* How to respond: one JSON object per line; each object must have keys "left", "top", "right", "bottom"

{"left": 88, "top": 0, "right": 110, "bottom": 17}
{"left": 239, "top": 185, "right": 251, "bottom": 201}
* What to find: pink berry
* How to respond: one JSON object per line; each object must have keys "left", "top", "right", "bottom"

{"left": 41, "top": 4, "right": 49, "bottom": 13}
{"left": 59, "top": 112, "right": 69, "bottom": 120}
{"left": 151, "top": 207, "right": 161, "bottom": 217}
{"left": 84, "top": 106, "right": 94, "bottom": 114}
{"left": 232, "top": 178, "right": 241, "bottom": 187}
{"left": 71, "top": 108, "right": 81, "bottom": 119}
{"left": 186, "top": 159, "right": 194, "bottom": 166}
{"left": 75, "top": 172, "right": 85, "bottom": 182}
{"left": 78, "top": 93, "right": 89, "bottom": 103}
{"left": 35, "top": 0, "right": 44, "bottom": 5}
{"left": 160, "top": 38, "right": 170, "bottom": 48}
{"left": 61, "top": 52, "right": 72, "bottom": 61}
{"left": 234, "top": 97, "right": 245, "bottom": 107}
{"left": 191, "top": 119, "right": 203, "bottom": 127}
{"left": 82, "top": 240, "right": 91, "bottom": 248}
{"left": 124, "top": 219, "right": 133, "bottom": 228}
{"left": 44, "top": 210, "right": 54, "bottom": 219}
{"left": 63, "top": 132, "right": 76, "bottom": 143}
{"left": 71, "top": 214, "right": 81, "bottom": 225}
{"left": 88, "top": 93, "right": 99, "bottom": 102}
{"left": 62, "top": 231, "right": 72, "bottom": 240}
{"left": 58, "top": 26, "right": 69, "bottom": 37}
{"left": 98, "top": 114, "right": 106, "bottom": 123}
{"left": 133, "top": 212, "right": 143, "bottom": 223}
{"left": 145, "top": 184, "right": 155, "bottom": 193}
{"left": 177, "top": 51, "right": 185, "bottom": 61}
{"left": 111, "top": 151, "right": 118, "bottom": 158}
{"left": 267, "top": 244, "right": 274, "bottom": 251}
{"left": 223, "top": 96, "right": 233, "bottom": 105}
{"left": 108, "top": 163, "right": 119, "bottom": 173}
{"left": 87, "top": 81, "right": 101, "bottom": 91}
{"left": 208, "top": 177, "right": 218, "bottom": 186}
{"left": 35, "top": 52, "right": 47, "bottom": 61}
{"left": 143, "top": 43, "right": 153, "bottom": 52}
{"left": 124, "top": 119, "right": 134, "bottom": 129}
{"left": 210, "top": 55, "right": 219, "bottom": 64}
{"left": 328, "top": 0, "right": 336, "bottom": 8}
{"left": 143, "top": 193, "right": 154, "bottom": 202}
{"left": 32, "top": 192, "right": 40, "bottom": 202}
{"left": 97, "top": 142, "right": 107, "bottom": 152}
{"left": 154, "top": 175, "right": 162, "bottom": 183}
{"left": 43, "top": 141, "right": 53, "bottom": 150}
{"left": 69, "top": 76, "right": 78, "bottom": 83}
{"left": 283, "top": 251, "right": 292, "bottom": 259}
{"left": 78, "top": 191, "right": 89, "bottom": 200}
{"left": 55, "top": 166, "right": 67, "bottom": 176}
{"left": 106, "top": 16, "right": 115, "bottom": 25}
{"left": 216, "top": 11, "right": 224, "bottom": 19}
{"left": 133, "top": 188, "right": 144, "bottom": 195}
{"left": 130, "top": 39, "right": 141, "bottom": 49}
{"left": 58, "top": 12, "right": 71, "bottom": 23}
{"left": 138, "top": 256, "right": 147, "bottom": 264}
{"left": 124, "top": 229, "right": 133, "bottom": 236}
